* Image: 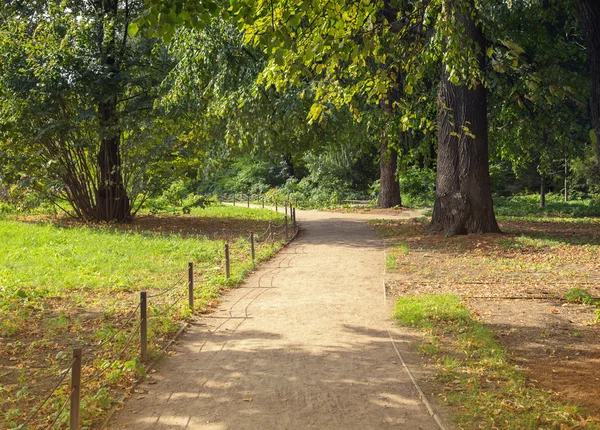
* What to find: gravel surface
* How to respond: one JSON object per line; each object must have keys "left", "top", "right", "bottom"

{"left": 108, "top": 208, "right": 442, "bottom": 429}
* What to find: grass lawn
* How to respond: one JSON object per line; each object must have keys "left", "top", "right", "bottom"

{"left": 0, "top": 205, "right": 285, "bottom": 429}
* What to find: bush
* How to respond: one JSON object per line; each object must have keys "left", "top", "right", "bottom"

{"left": 143, "top": 181, "right": 215, "bottom": 213}
{"left": 0, "top": 201, "right": 14, "bottom": 215}
{"left": 399, "top": 166, "right": 435, "bottom": 207}
{"left": 494, "top": 193, "right": 600, "bottom": 218}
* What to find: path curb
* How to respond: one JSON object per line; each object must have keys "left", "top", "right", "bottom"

{"left": 383, "top": 245, "right": 450, "bottom": 430}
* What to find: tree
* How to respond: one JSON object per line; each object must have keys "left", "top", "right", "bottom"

{"left": 138, "top": 0, "right": 592, "bottom": 233}
{"left": 576, "top": 0, "right": 600, "bottom": 168}
{"left": 484, "top": 0, "right": 589, "bottom": 207}
{"left": 139, "top": 0, "right": 414, "bottom": 207}
{"left": 0, "top": 0, "right": 176, "bottom": 221}
{"left": 160, "top": 20, "right": 386, "bottom": 204}
{"left": 430, "top": 0, "right": 499, "bottom": 234}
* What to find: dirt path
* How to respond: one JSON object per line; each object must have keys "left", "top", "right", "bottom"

{"left": 108, "top": 208, "right": 441, "bottom": 429}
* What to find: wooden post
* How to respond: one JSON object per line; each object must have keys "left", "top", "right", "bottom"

{"left": 140, "top": 292, "right": 148, "bottom": 362}
{"left": 225, "top": 243, "right": 230, "bottom": 280}
{"left": 262, "top": 196, "right": 265, "bottom": 208}
{"left": 70, "top": 348, "right": 81, "bottom": 430}
{"left": 285, "top": 216, "right": 289, "bottom": 241}
{"left": 247, "top": 195, "right": 250, "bottom": 208}
{"left": 188, "top": 262, "right": 194, "bottom": 312}
{"left": 250, "top": 232, "right": 255, "bottom": 264}
{"left": 275, "top": 200, "right": 278, "bottom": 212}
{"left": 285, "top": 201, "right": 288, "bottom": 217}
{"left": 233, "top": 194, "right": 236, "bottom": 206}
{"left": 293, "top": 208, "right": 296, "bottom": 231}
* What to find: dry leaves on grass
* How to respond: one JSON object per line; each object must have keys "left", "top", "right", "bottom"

{"left": 374, "top": 218, "right": 600, "bottom": 416}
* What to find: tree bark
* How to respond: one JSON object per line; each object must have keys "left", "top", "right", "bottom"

{"left": 430, "top": 0, "right": 500, "bottom": 234}
{"left": 377, "top": 94, "right": 401, "bottom": 208}
{"left": 97, "top": 100, "right": 131, "bottom": 222}
{"left": 577, "top": 0, "right": 600, "bottom": 168}
{"left": 378, "top": 142, "right": 401, "bottom": 207}
{"left": 540, "top": 174, "right": 546, "bottom": 208}
{"left": 95, "top": 0, "right": 131, "bottom": 222}
{"left": 283, "top": 153, "right": 295, "bottom": 178}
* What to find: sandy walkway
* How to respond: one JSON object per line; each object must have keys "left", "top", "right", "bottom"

{"left": 108, "top": 209, "right": 440, "bottom": 429}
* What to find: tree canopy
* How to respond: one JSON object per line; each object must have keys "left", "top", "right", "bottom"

{"left": 0, "top": 0, "right": 597, "bottom": 232}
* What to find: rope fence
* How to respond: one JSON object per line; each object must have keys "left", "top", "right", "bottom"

{"left": 19, "top": 197, "right": 299, "bottom": 429}
{"left": 218, "top": 192, "right": 299, "bottom": 213}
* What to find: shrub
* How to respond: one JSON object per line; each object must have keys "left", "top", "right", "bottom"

{"left": 399, "top": 166, "right": 435, "bottom": 207}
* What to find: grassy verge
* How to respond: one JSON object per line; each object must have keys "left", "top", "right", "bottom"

{"left": 0, "top": 205, "right": 284, "bottom": 429}
{"left": 394, "top": 295, "right": 597, "bottom": 429}
{"left": 494, "top": 194, "right": 600, "bottom": 218}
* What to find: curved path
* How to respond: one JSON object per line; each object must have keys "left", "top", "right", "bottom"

{"left": 109, "top": 209, "right": 440, "bottom": 429}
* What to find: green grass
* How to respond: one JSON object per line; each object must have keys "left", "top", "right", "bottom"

{"left": 0, "top": 207, "right": 284, "bottom": 338}
{"left": 495, "top": 235, "right": 564, "bottom": 249}
{"left": 386, "top": 253, "right": 398, "bottom": 269}
{"left": 564, "top": 288, "right": 600, "bottom": 323}
{"left": 495, "top": 194, "right": 600, "bottom": 218}
{"left": 0, "top": 205, "right": 286, "bottom": 428}
{"left": 565, "top": 288, "right": 595, "bottom": 305}
{"left": 385, "top": 242, "right": 409, "bottom": 270}
{"left": 0, "top": 220, "right": 218, "bottom": 295}
{"left": 394, "top": 295, "right": 597, "bottom": 429}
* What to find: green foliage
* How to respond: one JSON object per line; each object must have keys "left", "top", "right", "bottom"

{"left": 564, "top": 288, "right": 597, "bottom": 306}
{"left": 399, "top": 166, "right": 435, "bottom": 208}
{"left": 570, "top": 151, "right": 600, "bottom": 197}
{"left": 199, "top": 157, "right": 286, "bottom": 195}
{"left": 0, "top": 1, "right": 186, "bottom": 220}
{"left": 142, "top": 181, "right": 216, "bottom": 214}
{"left": 385, "top": 254, "right": 398, "bottom": 270}
{"left": 394, "top": 295, "right": 472, "bottom": 330}
{"left": 494, "top": 194, "right": 600, "bottom": 218}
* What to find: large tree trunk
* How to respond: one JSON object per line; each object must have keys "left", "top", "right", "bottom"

{"left": 378, "top": 142, "right": 401, "bottom": 207}
{"left": 95, "top": 0, "right": 131, "bottom": 222}
{"left": 430, "top": 0, "right": 500, "bottom": 235}
{"left": 577, "top": 0, "right": 600, "bottom": 168}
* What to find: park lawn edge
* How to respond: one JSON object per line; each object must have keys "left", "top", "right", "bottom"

{"left": 393, "top": 294, "right": 599, "bottom": 429}
{"left": 0, "top": 206, "right": 287, "bottom": 429}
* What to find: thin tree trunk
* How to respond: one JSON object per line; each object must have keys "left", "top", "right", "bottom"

{"left": 378, "top": 142, "right": 401, "bottom": 207}
{"left": 430, "top": 0, "right": 500, "bottom": 235}
{"left": 540, "top": 174, "right": 546, "bottom": 208}
{"left": 283, "top": 153, "right": 295, "bottom": 178}
{"left": 577, "top": 0, "right": 600, "bottom": 168}
{"left": 377, "top": 94, "right": 401, "bottom": 208}
{"left": 95, "top": 0, "right": 131, "bottom": 222}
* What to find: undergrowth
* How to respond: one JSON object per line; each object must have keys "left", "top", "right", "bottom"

{"left": 495, "top": 194, "right": 600, "bottom": 218}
